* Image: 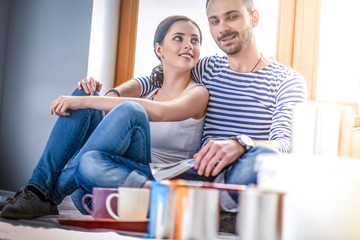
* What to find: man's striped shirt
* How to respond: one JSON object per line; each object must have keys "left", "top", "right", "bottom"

{"left": 137, "top": 55, "right": 307, "bottom": 153}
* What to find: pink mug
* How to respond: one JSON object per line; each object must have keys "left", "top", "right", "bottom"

{"left": 82, "top": 187, "right": 117, "bottom": 219}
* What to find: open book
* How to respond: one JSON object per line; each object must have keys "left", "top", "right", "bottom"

{"left": 149, "top": 159, "right": 195, "bottom": 180}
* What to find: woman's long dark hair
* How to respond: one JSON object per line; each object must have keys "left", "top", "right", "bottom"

{"left": 150, "top": 15, "right": 202, "bottom": 88}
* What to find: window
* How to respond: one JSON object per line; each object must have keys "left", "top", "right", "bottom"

{"left": 316, "top": 0, "right": 360, "bottom": 103}
{"left": 133, "top": 0, "right": 279, "bottom": 77}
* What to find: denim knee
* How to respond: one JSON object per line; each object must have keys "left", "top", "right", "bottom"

{"left": 111, "top": 101, "right": 148, "bottom": 119}
{"left": 225, "top": 145, "right": 279, "bottom": 182}
{"left": 75, "top": 151, "right": 102, "bottom": 192}
{"left": 225, "top": 145, "right": 279, "bottom": 202}
{"left": 71, "top": 88, "right": 100, "bottom": 97}
{"left": 252, "top": 145, "right": 280, "bottom": 155}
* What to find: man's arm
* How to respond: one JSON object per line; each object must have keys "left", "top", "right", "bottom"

{"left": 106, "top": 79, "right": 142, "bottom": 97}
{"left": 194, "top": 70, "right": 307, "bottom": 177}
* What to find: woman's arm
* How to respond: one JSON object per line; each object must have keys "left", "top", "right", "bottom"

{"left": 50, "top": 86, "right": 209, "bottom": 122}
{"left": 111, "top": 79, "right": 143, "bottom": 97}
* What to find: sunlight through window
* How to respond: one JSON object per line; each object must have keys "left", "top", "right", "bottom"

{"left": 316, "top": 0, "right": 360, "bottom": 102}
{"left": 134, "top": 0, "right": 279, "bottom": 78}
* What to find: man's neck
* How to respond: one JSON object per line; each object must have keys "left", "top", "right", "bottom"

{"left": 227, "top": 45, "right": 262, "bottom": 73}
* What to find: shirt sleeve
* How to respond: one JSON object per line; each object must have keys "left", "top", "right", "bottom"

{"left": 134, "top": 76, "right": 153, "bottom": 97}
{"left": 270, "top": 70, "right": 307, "bottom": 153}
{"left": 191, "top": 56, "right": 213, "bottom": 84}
{"left": 136, "top": 56, "right": 212, "bottom": 96}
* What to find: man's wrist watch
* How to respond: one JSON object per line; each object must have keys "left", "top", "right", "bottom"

{"left": 230, "top": 135, "right": 254, "bottom": 151}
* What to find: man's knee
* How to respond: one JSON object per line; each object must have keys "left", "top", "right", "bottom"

{"left": 253, "top": 145, "right": 280, "bottom": 155}
{"left": 75, "top": 151, "right": 102, "bottom": 187}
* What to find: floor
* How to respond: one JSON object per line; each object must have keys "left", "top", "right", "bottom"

{"left": 0, "top": 190, "right": 236, "bottom": 240}
{"left": 0, "top": 190, "right": 147, "bottom": 239}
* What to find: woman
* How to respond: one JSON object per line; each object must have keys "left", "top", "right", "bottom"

{"left": 1, "top": 15, "right": 209, "bottom": 218}
{"left": 73, "top": 15, "right": 213, "bottom": 205}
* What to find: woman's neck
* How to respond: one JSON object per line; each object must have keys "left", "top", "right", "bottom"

{"left": 153, "top": 68, "right": 193, "bottom": 101}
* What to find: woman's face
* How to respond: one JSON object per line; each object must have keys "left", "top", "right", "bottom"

{"left": 156, "top": 21, "right": 201, "bottom": 72}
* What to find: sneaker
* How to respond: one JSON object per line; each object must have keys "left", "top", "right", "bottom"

{"left": 1, "top": 189, "right": 59, "bottom": 219}
{"left": 0, "top": 196, "right": 12, "bottom": 211}
{"left": 219, "top": 211, "right": 237, "bottom": 234}
{"left": 0, "top": 189, "right": 26, "bottom": 211}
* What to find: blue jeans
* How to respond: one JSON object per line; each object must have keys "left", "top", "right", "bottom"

{"left": 74, "top": 101, "right": 214, "bottom": 213}
{"left": 75, "top": 106, "right": 279, "bottom": 213}
{"left": 216, "top": 145, "right": 280, "bottom": 211}
{"left": 30, "top": 87, "right": 278, "bottom": 213}
{"left": 28, "top": 89, "right": 104, "bottom": 205}
{"left": 71, "top": 100, "right": 154, "bottom": 213}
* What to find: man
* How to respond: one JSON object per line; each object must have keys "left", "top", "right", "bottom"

{"left": 107, "top": 0, "right": 307, "bottom": 231}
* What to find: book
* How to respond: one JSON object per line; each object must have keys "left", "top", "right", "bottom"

{"left": 162, "top": 179, "right": 247, "bottom": 192}
{"left": 338, "top": 106, "right": 355, "bottom": 157}
{"left": 175, "top": 187, "right": 219, "bottom": 240}
{"left": 149, "top": 159, "right": 195, "bottom": 180}
{"left": 148, "top": 181, "right": 175, "bottom": 239}
{"left": 291, "top": 102, "right": 341, "bottom": 156}
{"left": 352, "top": 127, "right": 360, "bottom": 158}
{"left": 237, "top": 187, "right": 283, "bottom": 240}
{"left": 147, "top": 179, "right": 249, "bottom": 239}
{"left": 148, "top": 180, "right": 220, "bottom": 240}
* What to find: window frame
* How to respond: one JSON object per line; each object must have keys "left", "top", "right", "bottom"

{"left": 114, "top": 0, "right": 139, "bottom": 87}
{"left": 116, "top": 0, "right": 358, "bottom": 114}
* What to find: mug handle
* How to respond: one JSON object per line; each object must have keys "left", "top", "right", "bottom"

{"left": 82, "top": 194, "right": 93, "bottom": 215}
{"left": 106, "top": 193, "right": 120, "bottom": 220}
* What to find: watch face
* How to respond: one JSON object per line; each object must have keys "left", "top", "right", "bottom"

{"left": 240, "top": 135, "right": 254, "bottom": 147}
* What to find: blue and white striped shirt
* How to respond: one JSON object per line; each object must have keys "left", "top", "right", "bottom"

{"left": 137, "top": 55, "right": 307, "bottom": 153}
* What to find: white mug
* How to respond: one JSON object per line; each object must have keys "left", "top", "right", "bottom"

{"left": 106, "top": 187, "right": 150, "bottom": 221}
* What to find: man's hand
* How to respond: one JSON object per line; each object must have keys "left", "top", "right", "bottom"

{"left": 77, "top": 77, "right": 103, "bottom": 95}
{"left": 194, "top": 139, "right": 246, "bottom": 177}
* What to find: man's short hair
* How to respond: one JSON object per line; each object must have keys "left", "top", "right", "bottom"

{"left": 206, "top": 0, "right": 254, "bottom": 14}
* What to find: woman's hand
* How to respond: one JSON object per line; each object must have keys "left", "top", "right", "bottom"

{"left": 50, "top": 96, "right": 85, "bottom": 116}
{"left": 77, "top": 77, "right": 103, "bottom": 95}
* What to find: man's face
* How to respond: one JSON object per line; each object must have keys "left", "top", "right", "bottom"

{"left": 206, "top": 0, "right": 255, "bottom": 55}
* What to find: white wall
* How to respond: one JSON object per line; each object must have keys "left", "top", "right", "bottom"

{"left": 87, "top": 0, "right": 120, "bottom": 94}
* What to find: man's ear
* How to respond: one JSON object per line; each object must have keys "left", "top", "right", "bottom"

{"left": 154, "top": 42, "right": 163, "bottom": 59}
{"left": 251, "top": 10, "right": 259, "bottom": 27}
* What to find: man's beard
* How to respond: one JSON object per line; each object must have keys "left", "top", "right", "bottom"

{"left": 217, "top": 26, "right": 253, "bottom": 55}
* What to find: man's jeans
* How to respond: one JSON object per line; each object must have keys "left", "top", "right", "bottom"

{"left": 216, "top": 145, "right": 279, "bottom": 211}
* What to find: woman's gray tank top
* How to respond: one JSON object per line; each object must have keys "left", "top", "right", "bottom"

{"left": 145, "top": 83, "right": 205, "bottom": 164}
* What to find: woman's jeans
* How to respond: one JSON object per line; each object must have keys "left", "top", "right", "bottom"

{"left": 29, "top": 89, "right": 154, "bottom": 211}
{"left": 28, "top": 88, "right": 279, "bottom": 213}
{"left": 28, "top": 89, "right": 105, "bottom": 205}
